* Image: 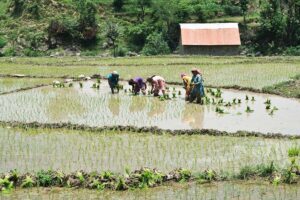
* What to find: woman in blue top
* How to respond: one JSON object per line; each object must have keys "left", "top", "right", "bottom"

{"left": 190, "top": 68, "right": 205, "bottom": 104}
{"left": 107, "top": 71, "right": 119, "bottom": 94}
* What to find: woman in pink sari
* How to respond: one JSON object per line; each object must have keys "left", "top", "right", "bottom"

{"left": 147, "top": 75, "right": 166, "bottom": 96}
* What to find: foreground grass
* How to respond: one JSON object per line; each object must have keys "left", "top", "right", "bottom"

{"left": 1, "top": 56, "right": 300, "bottom": 89}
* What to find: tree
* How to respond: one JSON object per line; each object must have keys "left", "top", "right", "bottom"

{"left": 285, "top": 0, "right": 300, "bottom": 46}
{"left": 257, "top": 0, "right": 287, "bottom": 53}
{"left": 132, "top": 0, "right": 152, "bottom": 22}
{"left": 105, "top": 22, "right": 120, "bottom": 57}
{"left": 240, "top": 0, "right": 249, "bottom": 25}
{"left": 113, "top": 0, "right": 125, "bottom": 12}
{"left": 141, "top": 32, "right": 170, "bottom": 55}
{"left": 75, "top": 0, "right": 98, "bottom": 41}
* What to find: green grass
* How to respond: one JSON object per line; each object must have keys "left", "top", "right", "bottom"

{"left": 262, "top": 75, "right": 300, "bottom": 98}
{"left": 0, "top": 77, "right": 54, "bottom": 93}
{"left": 0, "top": 56, "right": 300, "bottom": 89}
{"left": 0, "top": 126, "right": 299, "bottom": 174}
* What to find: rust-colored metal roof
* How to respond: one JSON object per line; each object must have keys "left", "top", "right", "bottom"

{"left": 180, "top": 23, "right": 241, "bottom": 46}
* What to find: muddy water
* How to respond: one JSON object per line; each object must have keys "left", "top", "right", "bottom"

{"left": 1, "top": 181, "right": 299, "bottom": 200}
{"left": 0, "top": 80, "right": 299, "bottom": 135}
{"left": 0, "top": 127, "right": 298, "bottom": 173}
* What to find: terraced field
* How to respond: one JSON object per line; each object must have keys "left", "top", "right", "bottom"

{"left": 0, "top": 56, "right": 299, "bottom": 199}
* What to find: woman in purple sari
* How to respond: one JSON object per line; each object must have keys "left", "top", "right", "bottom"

{"left": 128, "top": 77, "right": 147, "bottom": 95}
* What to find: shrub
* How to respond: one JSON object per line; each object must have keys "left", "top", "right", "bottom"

{"left": 224, "top": 5, "right": 242, "bottom": 16}
{"left": 115, "top": 45, "right": 128, "bottom": 57}
{"left": 283, "top": 46, "right": 300, "bottom": 56}
{"left": 26, "top": 1, "right": 40, "bottom": 19}
{"left": 4, "top": 47, "right": 17, "bottom": 56}
{"left": 0, "top": 37, "right": 7, "bottom": 48}
{"left": 141, "top": 32, "right": 170, "bottom": 56}
{"left": 36, "top": 170, "right": 53, "bottom": 187}
{"left": 113, "top": 0, "right": 124, "bottom": 12}
{"left": 257, "top": 162, "right": 276, "bottom": 177}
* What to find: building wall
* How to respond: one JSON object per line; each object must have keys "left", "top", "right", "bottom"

{"left": 180, "top": 45, "right": 240, "bottom": 56}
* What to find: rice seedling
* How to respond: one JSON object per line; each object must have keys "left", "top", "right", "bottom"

{"left": 245, "top": 106, "right": 254, "bottom": 113}
{"left": 21, "top": 175, "right": 35, "bottom": 188}
{"left": 178, "top": 90, "right": 182, "bottom": 96}
{"left": 217, "top": 99, "right": 224, "bottom": 105}
{"left": 288, "top": 147, "right": 300, "bottom": 157}
{"left": 68, "top": 83, "right": 73, "bottom": 87}
{"left": 215, "top": 89, "right": 222, "bottom": 98}
{"left": 90, "top": 179, "right": 105, "bottom": 190}
{"left": 266, "top": 104, "right": 271, "bottom": 110}
{"left": 178, "top": 169, "right": 192, "bottom": 182}
{"left": 224, "top": 102, "right": 231, "bottom": 107}
{"left": 79, "top": 82, "right": 83, "bottom": 88}
{"left": 0, "top": 177, "right": 14, "bottom": 192}
{"left": 251, "top": 97, "right": 255, "bottom": 101}
{"left": 97, "top": 79, "right": 101, "bottom": 84}
{"left": 232, "top": 98, "right": 237, "bottom": 104}
{"left": 245, "top": 95, "right": 249, "bottom": 101}
{"left": 264, "top": 99, "right": 271, "bottom": 105}
{"left": 205, "top": 97, "right": 211, "bottom": 104}
{"left": 116, "top": 178, "right": 128, "bottom": 191}
{"left": 216, "top": 107, "right": 225, "bottom": 114}
{"left": 238, "top": 99, "right": 242, "bottom": 104}
{"left": 172, "top": 93, "right": 176, "bottom": 98}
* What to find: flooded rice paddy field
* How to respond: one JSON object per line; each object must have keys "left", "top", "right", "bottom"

{"left": 0, "top": 80, "right": 299, "bottom": 135}
{"left": 0, "top": 126, "right": 298, "bottom": 173}
{"left": 0, "top": 78, "right": 54, "bottom": 94}
{"left": 1, "top": 181, "right": 299, "bottom": 200}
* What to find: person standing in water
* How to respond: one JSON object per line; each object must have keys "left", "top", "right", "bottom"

{"left": 107, "top": 71, "right": 119, "bottom": 94}
{"left": 190, "top": 68, "right": 205, "bottom": 104}
{"left": 128, "top": 77, "right": 147, "bottom": 95}
{"left": 147, "top": 75, "right": 166, "bottom": 96}
{"left": 180, "top": 73, "right": 192, "bottom": 101}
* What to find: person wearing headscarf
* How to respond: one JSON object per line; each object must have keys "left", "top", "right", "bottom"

{"left": 128, "top": 77, "right": 147, "bottom": 95}
{"left": 180, "top": 73, "right": 192, "bottom": 101}
{"left": 190, "top": 68, "right": 205, "bottom": 104}
{"left": 107, "top": 71, "right": 119, "bottom": 94}
{"left": 147, "top": 75, "right": 166, "bottom": 97}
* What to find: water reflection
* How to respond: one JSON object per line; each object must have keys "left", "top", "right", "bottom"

{"left": 108, "top": 95, "right": 121, "bottom": 116}
{"left": 182, "top": 103, "right": 205, "bottom": 129}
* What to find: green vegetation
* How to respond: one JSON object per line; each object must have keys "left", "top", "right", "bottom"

{"left": 0, "top": 56, "right": 299, "bottom": 91}
{"left": 263, "top": 75, "right": 300, "bottom": 98}
{"left": 0, "top": 0, "right": 299, "bottom": 56}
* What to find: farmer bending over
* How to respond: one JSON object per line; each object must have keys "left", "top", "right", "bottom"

{"left": 180, "top": 73, "right": 192, "bottom": 101}
{"left": 147, "top": 75, "right": 166, "bottom": 97}
{"left": 128, "top": 77, "right": 147, "bottom": 95}
{"left": 107, "top": 71, "right": 119, "bottom": 94}
{"left": 190, "top": 68, "right": 205, "bottom": 104}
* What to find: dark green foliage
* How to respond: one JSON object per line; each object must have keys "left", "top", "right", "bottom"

{"left": 126, "top": 22, "right": 153, "bottom": 52}
{"left": 224, "top": 5, "right": 242, "bottom": 16}
{"left": 257, "top": 162, "right": 276, "bottom": 177}
{"left": 239, "top": 0, "right": 249, "bottom": 24}
{"left": 0, "top": 36, "right": 7, "bottom": 48}
{"left": 4, "top": 47, "right": 17, "bottom": 56}
{"left": 257, "top": 0, "right": 287, "bottom": 54}
{"left": 36, "top": 170, "right": 53, "bottom": 187}
{"left": 238, "top": 166, "right": 257, "bottom": 179}
{"left": 113, "top": 0, "right": 124, "bottom": 12}
{"left": 8, "top": 0, "right": 25, "bottom": 17}
{"left": 105, "top": 22, "right": 120, "bottom": 57}
{"left": 141, "top": 32, "right": 170, "bottom": 55}
{"left": 26, "top": 0, "right": 40, "bottom": 19}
